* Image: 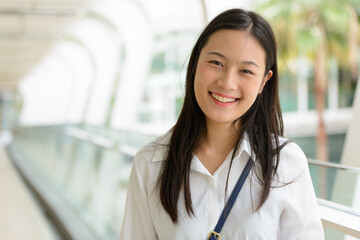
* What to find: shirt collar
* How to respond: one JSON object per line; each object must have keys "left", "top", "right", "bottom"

{"left": 234, "top": 132, "right": 253, "bottom": 160}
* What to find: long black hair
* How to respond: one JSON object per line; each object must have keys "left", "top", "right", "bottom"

{"left": 157, "top": 8, "right": 284, "bottom": 223}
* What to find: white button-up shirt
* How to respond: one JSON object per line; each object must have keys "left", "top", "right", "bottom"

{"left": 119, "top": 132, "right": 324, "bottom": 240}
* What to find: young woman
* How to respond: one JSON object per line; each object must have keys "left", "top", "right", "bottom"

{"left": 120, "top": 8, "right": 324, "bottom": 240}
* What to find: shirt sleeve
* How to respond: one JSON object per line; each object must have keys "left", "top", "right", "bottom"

{"left": 277, "top": 143, "right": 324, "bottom": 240}
{"left": 119, "top": 153, "right": 157, "bottom": 240}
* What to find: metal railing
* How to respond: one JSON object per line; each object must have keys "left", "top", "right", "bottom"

{"left": 308, "top": 158, "right": 360, "bottom": 173}
{"left": 318, "top": 199, "right": 360, "bottom": 238}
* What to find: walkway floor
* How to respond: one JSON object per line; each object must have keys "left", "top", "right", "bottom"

{"left": 0, "top": 144, "right": 56, "bottom": 240}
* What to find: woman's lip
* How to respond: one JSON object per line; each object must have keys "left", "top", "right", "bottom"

{"left": 208, "top": 92, "right": 239, "bottom": 106}
{"left": 209, "top": 91, "right": 239, "bottom": 99}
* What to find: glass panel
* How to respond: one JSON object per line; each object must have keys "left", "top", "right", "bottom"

{"left": 292, "top": 133, "right": 346, "bottom": 163}
{"left": 309, "top": 163, "right": 360, "bottom": 209}
{"left": 11, "top": 126, "right": 136, "bottom": 240}
{"left": 324, "top": 226, "right": 346, "bottom": 240}
{"left": 138, "top": 31, "right": 198, "bottom": 124}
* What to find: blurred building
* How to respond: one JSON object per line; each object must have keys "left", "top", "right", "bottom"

{"left": 0, "top": 0, "right": 359, "bottom": 239}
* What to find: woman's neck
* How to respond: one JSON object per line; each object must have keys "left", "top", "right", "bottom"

{"left": 193, "top": 119, "right": 241, "bottom": 174}
{"left": 200, "top": 120, "right": 240, "bottom": 154}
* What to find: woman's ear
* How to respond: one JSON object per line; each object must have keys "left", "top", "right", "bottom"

{"left": 258, "top": 70, "right": 273, "bottom": 94}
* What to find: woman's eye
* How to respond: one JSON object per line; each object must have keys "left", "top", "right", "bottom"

{"left": 209, "top": 60, "right": 223, "bottom": 67}
{"left": 241, "top": 69, "right": 253, "bottom": 74}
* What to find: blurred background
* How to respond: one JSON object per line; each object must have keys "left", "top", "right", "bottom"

{"left": 0, "top": 0, "right": 359, "bottom": 239}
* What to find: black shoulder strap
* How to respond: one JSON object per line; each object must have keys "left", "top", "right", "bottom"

{"left": 207, "top": 158, "right": 254, "bottom": 240}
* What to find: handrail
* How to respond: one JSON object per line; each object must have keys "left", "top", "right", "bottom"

{"left": 65, "top": 127, "right": 360, "bottom": 174}
{"left": 318, "top": 198, "right": 360, "bottom": 218}
{"left": 318, "top": 198, "right": 360, "bottom": 238}
{"left": 64, "top": 126, "right": 138, "bottom": 157}
{"left": 308, "top": 158, "right": 360, "bottom": 173}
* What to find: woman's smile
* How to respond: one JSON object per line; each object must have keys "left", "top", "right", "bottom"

{"left": 209, "top": 92, "right": 239, "bottom": 106}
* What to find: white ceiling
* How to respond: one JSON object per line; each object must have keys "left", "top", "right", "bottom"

{"left": 0, "top": 0, "right": 90, "bottom": 90}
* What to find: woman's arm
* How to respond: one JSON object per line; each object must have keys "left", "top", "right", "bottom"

{"left": 119, "top": 153, "right": 157, "bottom": 240}
{"left": 278, "top": 143, "right": 324, "bottom": 240}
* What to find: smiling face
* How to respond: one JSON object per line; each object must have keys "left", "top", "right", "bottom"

{"left": 194, "top": 29, "right": 273, "bottom": 127}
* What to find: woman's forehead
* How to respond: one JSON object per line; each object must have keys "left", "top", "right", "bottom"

{"left": 201, "top": 29, "right": 266, "bottom": 67}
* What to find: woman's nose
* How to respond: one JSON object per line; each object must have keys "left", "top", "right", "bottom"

{"left": 217, "top": 68, "right": 239, "bottom": 90}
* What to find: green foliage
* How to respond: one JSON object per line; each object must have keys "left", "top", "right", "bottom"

{"left": 256, "top": 0, "right": 359, "bottom": 68}
{"left": 297, "top": 29, "right": 318, "bottom": 56}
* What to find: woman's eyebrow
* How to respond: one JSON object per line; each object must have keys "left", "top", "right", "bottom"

{"left": 207, "top": 51, "right": 259, "bottom": 68}
{"left": 241, "top": 60, "right": 260, "bottom": 68}
{"left": 208, "top": 51, "right": 227, "bottom": 59}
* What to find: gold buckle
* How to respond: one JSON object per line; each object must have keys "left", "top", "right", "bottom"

{"left": 207, "top": 231, "right": 221, "bottom": 240}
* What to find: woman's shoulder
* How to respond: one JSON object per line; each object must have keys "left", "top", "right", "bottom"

{"left": 128, "top": 132, "right": 172, "bottom": 192}
{"left": 275, "top": 136, "right": 309, "bottom": 180}
{"left": 134, "top": 130, "right": 171, "bottom": 165}
{"left": 279, "top": 139, "right": 307, "bottom": 165}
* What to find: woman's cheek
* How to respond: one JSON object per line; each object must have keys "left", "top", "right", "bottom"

{"left": 197, "top": 63, "right": 214, "bottom": 80}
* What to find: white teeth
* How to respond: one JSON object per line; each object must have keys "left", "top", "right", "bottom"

{"left": 211, "top": 93, "right": 237, "bottom": 103}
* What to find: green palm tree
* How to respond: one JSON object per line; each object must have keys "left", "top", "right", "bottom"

{"left": 257, "top": 0, "right": 359, "bottom": 161}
